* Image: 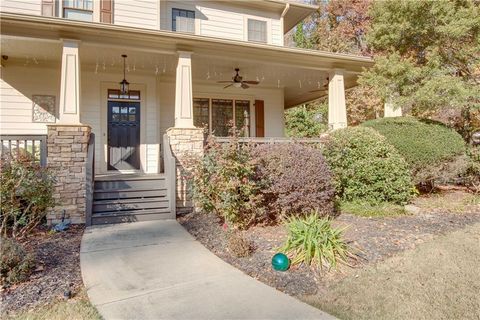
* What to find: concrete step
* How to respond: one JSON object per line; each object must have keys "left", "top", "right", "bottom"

{"left": 91, "top": 208, "right": 173, "bottom": 225}
{"left": 93, "top": 198, "right": 169, "bottom": 213}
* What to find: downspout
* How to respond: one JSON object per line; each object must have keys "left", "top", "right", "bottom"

{"left": 280, "top": 3, "right": 290, "bottom": 46}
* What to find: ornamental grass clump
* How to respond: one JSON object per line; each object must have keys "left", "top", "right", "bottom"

{"left": 323, "top": 126, "right": 415, "bottom": 205}
{"left": 252, "top": 143, "right": 335, "bottom": 219}
{"left": 280, "top": 213, "right": 352, "bottom": 271}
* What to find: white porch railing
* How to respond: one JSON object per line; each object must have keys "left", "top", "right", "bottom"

{"left": 163, "top": 134, "right": 177, "bottom": 217}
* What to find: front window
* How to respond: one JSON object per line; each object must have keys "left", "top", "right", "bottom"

{"left": 172, "top": 8, "right": 195, "bottom": 33}
{"left": 63, "top": 0, "right": 93, "bottom": 22}
{"left": 248, "top": 19, "right": 267, "bottom": 43}
{"left": 193, "top": 98, "right": 251, "bottom": 136}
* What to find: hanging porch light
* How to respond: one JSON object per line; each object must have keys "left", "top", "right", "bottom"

{"left": 120, "top": 54, "right": 130, "bottom": 95}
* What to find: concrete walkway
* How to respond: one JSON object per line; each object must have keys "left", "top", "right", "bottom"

{"left": 81, "top": 220, "right": 335, "bottom": 320}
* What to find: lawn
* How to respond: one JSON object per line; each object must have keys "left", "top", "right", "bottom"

{"left": 302, "top": 223, "right": 480, "bottom": 320}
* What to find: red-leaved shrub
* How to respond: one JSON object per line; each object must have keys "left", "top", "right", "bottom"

{"left": 252, "top": 144, "right": 335, "bottom": 218}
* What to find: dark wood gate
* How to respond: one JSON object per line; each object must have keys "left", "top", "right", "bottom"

{"left": 107, "top": 101, "right": 140, "bottom": 171}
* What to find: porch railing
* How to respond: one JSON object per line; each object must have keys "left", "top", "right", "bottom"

{"left": 163, "top": 133, "right": 177, "bottom": 217}
{"left": 212, "top": 136, "right": 327, "bottom": 145}
{"left": 0, "top": 135, "right": 48, "bottom": 166}
{"left": 85, "top": 133, "right": 95, "bottom": 227}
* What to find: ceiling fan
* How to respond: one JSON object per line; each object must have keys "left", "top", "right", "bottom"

{"left": 217, "top": 68, "right": 259, "bottom": 89}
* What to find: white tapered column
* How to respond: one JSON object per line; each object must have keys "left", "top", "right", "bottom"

{"left": 174, "top": 51, "right": 194, "bottom": 128}
{"left": 328, "top": 69, "right": 347, "bottom": 130}
{"left": 59, "top": 40, "right": 81, "bottom": 124}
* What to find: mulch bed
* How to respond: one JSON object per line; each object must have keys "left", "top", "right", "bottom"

{"left": 1, "top": 225, "right": 85, "bottom": 317}
{"left": 178, "top": 198, "right": 480, "bottom": 297}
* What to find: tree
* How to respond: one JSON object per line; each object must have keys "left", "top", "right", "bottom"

{"left": 360, "top": 0, "right": 480, "bottom": 139}
{"left": 289, "top": 0, "right": 382, "bottom": 132}
{"left": 285, "top": 104, "right": 327, "bottom": 137}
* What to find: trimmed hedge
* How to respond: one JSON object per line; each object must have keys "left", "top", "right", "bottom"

{"left": 361, "top": 117, "right": 466, "bottom": 185}
{"left": 323, "top": 127, "right": 414, "bottom": 205}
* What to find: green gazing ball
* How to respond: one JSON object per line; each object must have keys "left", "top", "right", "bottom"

{"left": 272, "top": 253, "right": 290, "bottom": 271}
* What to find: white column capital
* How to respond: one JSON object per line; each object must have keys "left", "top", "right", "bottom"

{"left": 174, "top": 51, "right": 194, "bottom": 128}
{"left": 58, "top": 40, "right": 81, "bottom": 124}
{"left": 328, "top": 69, "right": 347, "bottom": 130}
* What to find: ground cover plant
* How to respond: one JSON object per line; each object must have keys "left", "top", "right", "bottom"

{"left": 362, "top": 117, "right": 467, "bottom": 187}
{"left": 322, "top": 126, "right": 414, "bottom": 205}
{"left": 0, "top": 237, "right": 34, "bottom": 286}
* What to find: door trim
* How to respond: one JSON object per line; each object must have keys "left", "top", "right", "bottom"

{"left": 100, "top": 82, "right": 147, "bottom": 174}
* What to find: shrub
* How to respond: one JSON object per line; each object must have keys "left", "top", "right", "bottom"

{"left": 252, "top": 144, "right": 335, "bottom": 218}
{"left": 1, "top": 153, "right": 56, "bottom": 238}
{"left": 323, "top": 126, "right": 414, "bottom": 205}
{"left": 361, "top": 117, "right": 466, "bottom": 186}
{"left": 1, "top": 237, "right": 35, "bottom": 286}
{"left": 191, "top": 134, "right": 264, "bottom": 229}
{"left": 280, "top": 213, "right": 352, "bottom": 270}
{"left": 463, "top": 146, "right": 480, "bottom": 193}
{"left": 227, "top": 231, "right": 254, "bottom": 258}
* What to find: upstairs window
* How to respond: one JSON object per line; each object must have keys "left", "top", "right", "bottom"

{"left": 172, "top": 8, "right": 195, "bottom": 33}
{"left": 63, "top": 0, "right": 93, "bottom": 22}
{"left": 248, "top": 19, "right": 267, "bottom": 43}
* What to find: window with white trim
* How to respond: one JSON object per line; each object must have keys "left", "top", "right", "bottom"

{"left": 172, "top": 8, "right": 195, "bottom": 33}
{"left": 63, "top": 0, "right": 93, "bottom": 21}
{"left": 247, "top": 19, "right": 267, "bottom": 43}
{"left": 193, "top": 98, "right": 251, "bottom": 136}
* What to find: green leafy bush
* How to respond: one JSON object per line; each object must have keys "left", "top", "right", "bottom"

{"left": 361, "top": 117, "right": 466, "bottom": 186}
{"left": 280, "top": 213, "right": 352, "bottom": 270}
{"left": 191, "top": 135, "right": 264, "bottom": 229}
{"left": 285, "top": 105, "right": 328, "bottom": 138}
{"left": 323, "top": 126, "right": 414, "bottom": 205}
{"left": 252, "top": 144, "right": 335, "bottom": 218}
{"left": 1, "top": 154, "right": 56, "bottom": 238}
{"left": 1, "top": 237, "right": 34, "bottom": 286}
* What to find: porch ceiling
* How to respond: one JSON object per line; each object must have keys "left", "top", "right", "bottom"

{"left": 1, "top": 13, "right": 373, "bottom": 108}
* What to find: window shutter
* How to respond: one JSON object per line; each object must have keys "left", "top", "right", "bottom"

{"left": 100, "top": 0, "right": 113, "bottom": 23}
{"left": 255, "top": 100, "right": 265, "bottom": 137}
{"left": 41, "top": 0, "right": 55, "bottom": 16}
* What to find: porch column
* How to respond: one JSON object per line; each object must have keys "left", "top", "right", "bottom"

{"left": 59, "top": 40, "right": 81, "bottom": 124}
{"left": 174, "top": 51, "right": 194, "bottom": 128}
{"left": 384, "top": 100, "right": 403, "bottom": 117}
{"left": 328, "top": 69, "right": 347, "bottom": 130}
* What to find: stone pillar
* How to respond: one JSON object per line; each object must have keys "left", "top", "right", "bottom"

{"left": 174, "top": 51, "right": 194, "bottom": 128}
{"left": 328, "top": 69, "right": 347, "bottom": 130}
{"left": 384, "top": 101, "right": 402, "bottom": 117}
{"left": 166, "top": 127, "right": 204, "bottom": 213}
{"left": 59, "top": 40, "right": 81, "bottom": 124}
{"left": 47, "top": 124, "right": 91, "bottom": 224}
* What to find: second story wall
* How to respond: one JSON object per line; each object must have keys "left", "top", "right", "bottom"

{"left": 1, "top": 0, "right": 288, "bottom": 46}
{"left": 114, "top": 0, "right": 159, "bottom": 30}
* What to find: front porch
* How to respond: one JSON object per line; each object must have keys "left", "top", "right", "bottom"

{"left": 0, "top": 13, "right": 372, "bottom": 224}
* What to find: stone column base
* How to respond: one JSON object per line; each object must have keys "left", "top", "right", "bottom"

{"left": 47, "top": 124, "right": 91, "bottom": 224}
{"left": 166, "top": 127, "right": 204, "bottom": 213}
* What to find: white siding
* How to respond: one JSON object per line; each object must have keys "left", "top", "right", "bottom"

{"left": 0, "top": 0, "right": 41, "bottom": 15}
{"left": 114, "top": 0, "right": 159, "bottom": 30}
{"left": 0, "top": 65, "right": 60, "bottom": 134}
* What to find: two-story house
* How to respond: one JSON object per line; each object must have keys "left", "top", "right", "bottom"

{"left": 0, "top": 0, "right": 373, "bottom": 225}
